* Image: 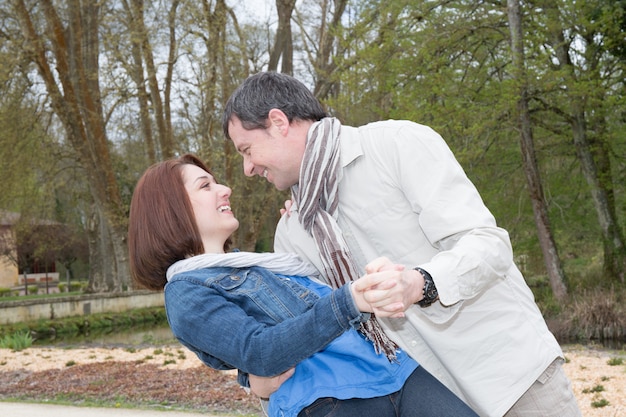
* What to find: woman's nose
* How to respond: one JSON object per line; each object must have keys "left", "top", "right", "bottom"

{"left": 218, "top": 184, "right": 232, "bottom": 197}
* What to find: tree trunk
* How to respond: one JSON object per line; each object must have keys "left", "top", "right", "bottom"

{"left": 125, "top": 1, "right": 157, "bottom": 163}
{"left": 543, "top": 1, "right": 626, "bottom": 283}
{"left": 507, "top": 0, "right": 568, "bottom": 299}
{"left": 14, "top": 0, "right": 129, "bottom": 292}
{"left": 86, "top": 206, "right": 104, "bottom": 292}
{"left": 311, "top": 0, "right": 348, "bottom": 100}
{"left": 130, "top": 0, "right": 173, "bottom": 158}
{"left": 268, "top": 0, "right": 296, "bottom": 73}
{"left": 571, "top": 116, "right": 625, "bottom": 283}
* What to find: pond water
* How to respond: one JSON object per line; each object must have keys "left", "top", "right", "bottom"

{"left": 33, "top": 322, "right": 177, "bottom": 348}
{"left": 33, "top": 321, "right": 626, "bottom": 351}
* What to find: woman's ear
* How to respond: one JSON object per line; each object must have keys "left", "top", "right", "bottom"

{"left": 268, "top": 108, "right": 289, "bottom": 136}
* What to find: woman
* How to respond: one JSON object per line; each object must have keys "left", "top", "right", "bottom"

{"left": 128, "top": 154, "right": 478, "bottom": 417}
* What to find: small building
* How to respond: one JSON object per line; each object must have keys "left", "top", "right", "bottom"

{"left": 0, "top": 210, "right": 59, "bottom": 290}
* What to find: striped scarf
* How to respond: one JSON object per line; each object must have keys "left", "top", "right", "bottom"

{"left": 291, "top": 117, "right": 399, "bottom": 361}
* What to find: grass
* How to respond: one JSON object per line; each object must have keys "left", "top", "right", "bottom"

{"left": 591, "top": 398, "right": 610, "bottom": 408}
{"left": 0, "top": 291, "right": 84, "bottom": 303}
{"left": 0, "top": 306, "right": 168, "bottom": 342}
{"left": 533, "top": 285, "right": 626, "bottom": 344}
{"left": 607, "top": 357, "right": 624, "bottom": 366}
{"left": 0, "top": 331, "right": 33, "bottom": 351}
{"left": 582, "top": 385, "right": 605, "bottom": 394}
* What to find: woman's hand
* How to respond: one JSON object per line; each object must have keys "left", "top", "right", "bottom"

{"left": 349, "top": 258, "right": 403, "bottom": 317}
{"left": 248, "top": 367, "right": 295, "bottom": 399}
{"left": 279, "top": 199, "right": 293, "bottom": 216}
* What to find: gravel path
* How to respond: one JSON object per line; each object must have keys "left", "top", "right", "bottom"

{"left": 1, "top": 344, "right": 625, "bottom": 416}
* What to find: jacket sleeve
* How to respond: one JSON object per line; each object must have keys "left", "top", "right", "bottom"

{"left": 164, "top": 279, "right": 364, "bottom": 377}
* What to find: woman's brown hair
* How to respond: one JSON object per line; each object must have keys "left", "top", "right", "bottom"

{"left": 128, "top": 154, "right": 227, "bottom": 290}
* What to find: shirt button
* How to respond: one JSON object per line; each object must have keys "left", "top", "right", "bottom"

{"left": 410, "top": 340, "right": 418, "bottom": 347}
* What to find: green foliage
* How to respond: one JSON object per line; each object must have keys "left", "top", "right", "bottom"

{"left": 0, "top": 307, "right": 168, "bottom": 342}
{"left": 69, "top": 282, "right": 86, "bottom": 292}
{"left": 591, "top": 398, "right": 610, "bottom": 408}
{"left": 0, "top": 289, "right": 85, "bottom": 302}
{"left": 328, "top": 0, "right": 625, "bottom": 289}
{"left": 582, "top": 384, "right": 605, "bottom": 394}
{"left": 527, "top": 274, "right": 562, "bottom": 317}
{"left": 0, "top": 331, "right": 33, "bottom": 351}
{"left": 0, "top": 0, "right": 623, "bottom": 295}
{"left": 606, "top": 357, "right": 624, "bottom": 366}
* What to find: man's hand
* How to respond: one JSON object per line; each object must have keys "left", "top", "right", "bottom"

{"left": 353, "top": 257, "right": 425, "bottom": 316}
{"left": 248, "top": 368, "right": 295, "bottom": 399}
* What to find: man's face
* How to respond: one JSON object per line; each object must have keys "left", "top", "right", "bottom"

{"left": 228, "top": 116, "right": 304, "bottom": 191}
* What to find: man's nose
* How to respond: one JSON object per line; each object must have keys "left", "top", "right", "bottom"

{"left": 243, "top": 159, "right": 255, "bottom": 177}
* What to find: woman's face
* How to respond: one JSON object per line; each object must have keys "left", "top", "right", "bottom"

{"left": 182, "top": 164, "right": 239, "bottom": 253}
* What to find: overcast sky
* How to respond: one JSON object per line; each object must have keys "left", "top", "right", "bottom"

{"left": 232, "top": 0, "right": 275, "bottom": 24}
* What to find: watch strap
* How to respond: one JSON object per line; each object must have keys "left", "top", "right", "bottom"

{"left": 415, "top": 267, "right": 438, "bottom": 307}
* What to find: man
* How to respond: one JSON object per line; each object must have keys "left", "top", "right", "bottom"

{"left": 222, "top": 71, "right": 581, "bottom": 417}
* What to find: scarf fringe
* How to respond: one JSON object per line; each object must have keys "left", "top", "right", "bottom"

{"left": 360, "top": 318, "right": 400, "bottom": 362}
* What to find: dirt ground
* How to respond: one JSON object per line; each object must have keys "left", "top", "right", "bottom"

{"left": 0, "top": 344, "right": 625, "bottom": 416}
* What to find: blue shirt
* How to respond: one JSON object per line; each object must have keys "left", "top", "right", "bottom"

{"left": 268, "top": 276, "right": 417, "bottom": 417}
{"left": 165, "top": 266, "right": 418, "bottom": 417}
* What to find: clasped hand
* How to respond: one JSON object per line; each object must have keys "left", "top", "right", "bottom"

{"left": 351, "top": 257, "right": 424, "bottom": 318}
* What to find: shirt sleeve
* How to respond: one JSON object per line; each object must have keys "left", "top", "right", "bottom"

{"left": 390, "top": 123, "right": 514, "bottom": 306}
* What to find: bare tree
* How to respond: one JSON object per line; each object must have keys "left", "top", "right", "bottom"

{"left": 307, "top": 0, "right": 349, "bottom": 100}
{"left": 127, "top": 0, "right": 177, "bottom": 159}
{"left": 540, "top": 0, "right": 626, "bottom": 283}
{"left": 268, "top": 0, "right": 296, "bottom": 73}
{"left": 14, "top": 0, "right": 129, "bottom": 292}
{"left": 507, "top": 0, "right": 568, "bottom": 299}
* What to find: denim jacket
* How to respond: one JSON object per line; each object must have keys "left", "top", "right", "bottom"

{"left": 164, "top": 265, "right": 367, "bottom": 386}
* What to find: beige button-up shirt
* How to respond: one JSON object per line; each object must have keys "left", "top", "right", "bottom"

{"left": 275, "top": 120, "right": 562, "bottom": 417}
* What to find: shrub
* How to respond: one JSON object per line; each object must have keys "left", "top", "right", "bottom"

{"left": 607, "top": 357, "right": 624, "bottom": 366}
{"left": 557, "top": 288, "right": 626, "bottom": 342}
{"left": 0, "top": 331, "right": 33, "bottom": 351}
{"left": 591, "top": 398, "right": 610, "bottom": 408}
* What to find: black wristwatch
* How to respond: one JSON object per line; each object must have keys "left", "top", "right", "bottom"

{"left": 415, "top": 267, "right": 438, "bottom": 307}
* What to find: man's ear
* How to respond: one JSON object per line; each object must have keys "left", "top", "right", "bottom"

{"left": 268, "top": 108, "right": 289, "bottom": 136}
